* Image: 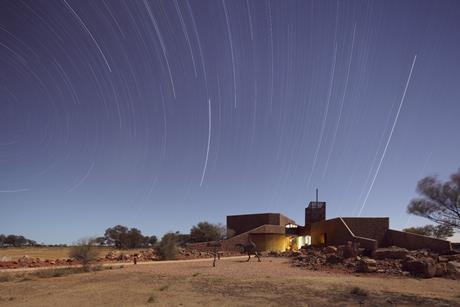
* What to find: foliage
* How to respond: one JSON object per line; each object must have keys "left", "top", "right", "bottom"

{"left": 407, "top": 169, "right": 460, "bottom": 230}
{"left": 156, "top": 232, "right": 179, "bottom": 260}
{"left": 103, "top": 225, "right": 156, "bottom": 249}
{"left": 147, "top": 235, "right": 158, "bottom": 246}
{"left": 69, "top": 238, "right": 99, "bottom": 270}
{"left": 174, "top": 233, "right": 191, "bottom": 246}
{"left": 350, "top": 287, "right": 368, "bottom": 297}
{"left": 0, "top": 234, "right": 37, "bottom": 247}
{"left": 190, "top": 222, "right": 226, "bottom": 243}
{"left": 104, "top": 225, "right": 128, "bottom": 248}
{"left": 403, "top": 224, "right": 454, "bottom": 239}
{"left": 125, "top": 228, "right": 144, "bottom": 249}
{"left": 94, "top": 236, "right": 107, "bottom": 246}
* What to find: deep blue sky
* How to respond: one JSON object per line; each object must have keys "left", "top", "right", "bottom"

{"left": 1, "top": 0, "right": 459, "bottom": 244}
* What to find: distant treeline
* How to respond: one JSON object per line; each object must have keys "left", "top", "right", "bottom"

{"left": 0, "top": 221, "right": 227, "bottom": 249}
{"left": 96, "top": 222, "right": 227, "bottom": 249}
{"left": 0, "top": 234, "right": 38, "bottom": 247}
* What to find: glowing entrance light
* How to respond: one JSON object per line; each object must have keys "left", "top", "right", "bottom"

{"left": 296, "top": 236, "right": 311, "bottom": 249}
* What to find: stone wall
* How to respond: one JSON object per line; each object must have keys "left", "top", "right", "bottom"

{"left": 310, "top": 218, "right": 355, "bottom": 246}
{"left": 249, "top": 234, "right": 290, "bottom": 252}
{"left": 341, "top": 217, "right": 389, "bottom": 246}
{"left": 310, "top": 218, "right": 379, "bottom": 251}
{"left": 383, "top": 229, "right": 452, "bottom": 252}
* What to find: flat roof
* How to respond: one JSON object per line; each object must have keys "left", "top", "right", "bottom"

{"left": 227, "top": 212, "right": 284, "bottom": 217}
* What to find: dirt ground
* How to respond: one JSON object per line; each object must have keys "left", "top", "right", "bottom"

{"left": 0, "top": 257, "right": 459, "bottom": 307}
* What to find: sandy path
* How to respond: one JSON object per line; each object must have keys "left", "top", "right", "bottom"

{"left": 0, "top": 256, "right": 248, "bottom": 273}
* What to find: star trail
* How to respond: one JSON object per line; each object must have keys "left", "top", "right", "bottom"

{"left": 1, "top": 0, "right": 459, "bottom": 243}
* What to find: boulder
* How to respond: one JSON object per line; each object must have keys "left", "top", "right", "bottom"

{"left": 446, "top": 261, "right": 460, "bottom": 279}
{"left": 118, "top": 253, "right": 131, "bottom": 261}
{"left": 325, "top": 246, "right": 337, "bottom": 254}
{"left": 438, "top": 256, "right": 449, "bottom": 263}
{"left": 105, "top": 251, "right": 121, "bottom": 260}
{"left": 373, "top": 247, "right": 409, "bottom": 260}
{"left": 435, "top": 263, "right": 448, "bottom": 277}
{"left": 325, "top": 254, "right": 342, "bottom": 264}
{"left": 340, "top": 241, "right": 358, "bottom": 258}
{"left": 402, "top": 257, "right": 436, "bottom": 278}
{"left": 356, "top": 258, "right": 377, "bottom": 273}
{"left": 444, "top": 254, "right": 460, "bottom": 262}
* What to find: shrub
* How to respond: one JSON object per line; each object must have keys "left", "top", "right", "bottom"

{"left": 157, "top": 233, "right": 178, "bottom": 260}
{"left": 147, "top": 294, "right": 156, "bottom": 303}
{"left": 69, "top": 238, "right": 99, "bottom": 271}
{"left": 350, "top": 287, "right": 368, "bottom": 297}
{"left": 0, "top": 274, "right": 13, "bottom": 283}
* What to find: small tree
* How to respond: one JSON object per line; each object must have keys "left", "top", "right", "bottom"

{"left": 432, "top": 224, "right": 454, "bottom": 239}
{"left": 403, "top": 224, "right": 454, "bottom": 239}
{"left": 146, "top": 235, "right": 158, "bottom": 246}
{"left": 70, "top": 238, "right": 99, "bottom": 271}
{"left": 407, "top": 169, "right": 460, "bottom": 230}
{"left": 104, "top": 225, "right": 154, "bottom": 249}
{"left": 190, "top": 222, "right": 226, "bottom": 243}
{"left": 156, "top": 233, "right": 178, "bottom": 260}
{"left": 126, "top": 228, "right": 145, "bottom": 249}
{"left": 104, "top": 225, "right": 129, "bottom": 248}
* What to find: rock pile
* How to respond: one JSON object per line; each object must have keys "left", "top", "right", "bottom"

{"left": 0, "top": 256, "right": 75, "bottom": 269}
{"left": 104, "top": 249, "right": 158, "bottom": 262}
{"left": 285, "top": 244, "right": 460, "bottom": 279}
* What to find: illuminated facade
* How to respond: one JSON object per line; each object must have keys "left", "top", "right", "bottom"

{"left": 225, "top": 201, "right": 452, "bottom": 253}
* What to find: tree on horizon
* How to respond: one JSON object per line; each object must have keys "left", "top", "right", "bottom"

{"left": 407, "top": 168, "right": 460, "bottom": 230}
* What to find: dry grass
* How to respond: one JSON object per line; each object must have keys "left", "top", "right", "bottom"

{"left": 0, "top": 257, "right": 458, "bottom": 306}
{"left": 0, "top": 247, "right": 144, "bottom": 260}
{"left": 0, "top": 265, "right": 118, "bottom": 284}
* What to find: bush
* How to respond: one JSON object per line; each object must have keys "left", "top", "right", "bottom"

{"left": 103, "top": 225, "right": 157, "bottom": 249}
{"left": 0, "top": 274, "right": 13, "bottom": 283}
{"left": 190, "top": 222, "right": 226, "bottom": 242}
{"left": 350, "top": 287, "right": 368, "bottom": 297}
{"left": 157, "top": 233, "right": 178, "bottom": 260}
{"left": 69, "top": 238, "right": 99, "bottom": 270}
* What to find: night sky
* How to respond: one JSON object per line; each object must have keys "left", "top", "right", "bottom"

{"left": 1, "top": 0, "right": 459, "bottom": 244}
